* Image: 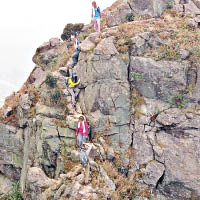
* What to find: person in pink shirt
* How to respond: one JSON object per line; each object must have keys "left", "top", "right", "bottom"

{"left": 76, "top": 116, "right": 88, "bottom": 148}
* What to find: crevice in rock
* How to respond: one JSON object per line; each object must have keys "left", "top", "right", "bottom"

{"left": 156, "top": 170, "right": 165, "bottom": 189}
{"left": 158, "top": 125, "right": 199, "bottom": 138}
{"left": 186, "top": 63, "right": 197, "bottom": 88}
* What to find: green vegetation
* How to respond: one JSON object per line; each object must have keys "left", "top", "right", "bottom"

{"left": 45, "top": 74, "right": 57, "bottom": 88}
{"left": 157, "top": 45, "right": 180, "bottom": 61}
{"left": 51, "top": 56, "right": 58, "bottom": 64}
{"left": 50, "top": 90, "right": 61, "bottom": 103}
{"left": 168, "top": 93, "right": 186, "bottom": 109}
{"left": 4, "top": 183, "right": 23, "bottom": 200}
{"left": 66, "top": 41, "right": 73, "bottom": 48}
{"left": 133, "top": 72, "right": 143, "bottom": 79}
{"left": 126, "top": 13, "right": 135, "bottom": 22}
{"left": 190, "top": 46, "right": 200, "bottom": 58}
{"left": 167, "top": 1, "right": 174, "bottom": 9}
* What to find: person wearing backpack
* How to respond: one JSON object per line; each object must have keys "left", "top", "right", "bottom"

{"left": 70, "top": 35, "right": 81, "bottom": 68}
{"left": 65, "top": 71, "right": 80, "bottom": 109}
{"left": 76, "top": 116, "right": 88, "bottom": 148}
{"left": 91, "top": 1, "right": 101, "bottom": 32}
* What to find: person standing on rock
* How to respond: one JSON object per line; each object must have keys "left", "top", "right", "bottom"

{"left": 91, "top": 1, "right": 101, "bottom": 32}
{"left": 65, "top": 71, "right": 80, "bottom": 109}
{"left": 70, "top": 35, "right": 81, "bottom": 68}
{"left": 76, "top": 116, "right": 89, "bottom": 148}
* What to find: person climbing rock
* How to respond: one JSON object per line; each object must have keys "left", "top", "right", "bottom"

{"left": 91, "top": 1, "right": 101, "bottom": 32}
{"left": 70, "top": 35, "right": 81, "bottom": 68}
{"left": 76, "top": 116, "right": 88, "bottom": 148}
{"left": 65, "top": 71, "right": 80, "bottom": 109}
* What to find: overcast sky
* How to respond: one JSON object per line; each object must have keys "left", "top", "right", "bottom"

{"left": 0, "top": 0, "right": 115, "bottom": 105}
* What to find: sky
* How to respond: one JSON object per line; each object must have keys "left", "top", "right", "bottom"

{"left": 0, "top": 0, "right": 116, "bottom": 105}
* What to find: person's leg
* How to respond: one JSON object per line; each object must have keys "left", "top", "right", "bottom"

{"left": 82, "top": 134, "right": 86, "bottom": 144}
{"left": 74, "top": 88, "right": 80, "bottom": 100}
{"left": 78, "top": 134, "right": 82, "bottom": 148}
{"left": 68, "top": 88, "right": 76, "bottom": 106}
{"left": 71, "top": 52, "right": 79, "bottom": 68}
{"left": 94, "top": 19, "right": 98, "bottom": 32}
{"left": 97, "top": 18, "right": 101, "bottom": 32}
{"left": 80, "top": 134, "right": 85, "bottom": 148}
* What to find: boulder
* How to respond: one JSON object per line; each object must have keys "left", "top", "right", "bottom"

{"left": 80, "top": 38, "right": 95, "bottom": 52}
{"left": 36, "top": 103, "right": 64, "bottom": 119}
{"left": 49, "top": 38, "right": 60, "bottom": 47}
{"left": 144, "top": 161, "right": 165, "bottom": 187}
{"left": 0, "top": 174, "right": 14, "bottom": 195}
{"left": 27, "top": 167, "right": 57, "bottom": 188}
{"left": 71, "top": 150, "right": 80, "bottom": 162}
{"left": 129, "top": 57, "right": 187, "bottom": 102}
{"left": 104, "top": 0, "right": 171, "bottom": 27}
{"left": 31, "top": 67, "right": 47, "bottom": 88}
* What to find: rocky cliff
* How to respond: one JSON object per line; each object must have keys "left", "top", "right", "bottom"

{"left": 0, "top": 0, "right": 200, "bottom": 200}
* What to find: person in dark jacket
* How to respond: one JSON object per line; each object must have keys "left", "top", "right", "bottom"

{"left": 70, "top": 35, "right": 81, "bottom": 68}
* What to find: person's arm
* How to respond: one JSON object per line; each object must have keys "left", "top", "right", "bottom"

{"left": 73, "top": 79, "right": 80, "bottom": 86}
{"left": 99, "top": 8, "right": 101, "bottom": 18}
{"left": 91, "top": 8, "right": 94, "bottom": 18}
{"left": 85, "top": 122, "right": 89, "bottom": 136}
{"left": 76, "top": 124, "right": 79, "bottom": 135}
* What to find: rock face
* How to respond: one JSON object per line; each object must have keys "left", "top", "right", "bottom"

{"left": 75, "top": 36, "right": 131, "bottom": 150}
{"left": 0, "top": 1, "right": 200, "bottom": 199}
{"left": 104, "top": 0, "right": 171, "bottom": 27}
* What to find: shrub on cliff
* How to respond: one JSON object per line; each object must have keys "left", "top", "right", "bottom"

{"left": 5, "top": 183, "right": 23, "bottom": 200}
{"left": 61, "top": 23, "right": 84, "bottom": 41}
{"left": 45, "top": 74, "right": 57, "bottom": 88}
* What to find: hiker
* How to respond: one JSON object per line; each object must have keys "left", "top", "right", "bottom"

{"left": 76, "top": 116, "right": 89, "bottom": 148}
{"left": 70, "top": 35, "right": 81, "bottom": 68}
{"left": 91, "top": 1, "right": 101, "bottom": 32}
{"left": 65, "top": 71, "right": 80, "bottom": 108}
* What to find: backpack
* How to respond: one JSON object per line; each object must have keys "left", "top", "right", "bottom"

{"left": 97, "top": 7, "right": 100, "bottom": 15}
{"left": 79, "top": 150, "right": 88, "bottom": 167}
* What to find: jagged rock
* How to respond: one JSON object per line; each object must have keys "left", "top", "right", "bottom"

{"left": 104, "top": 0, "right": 171, "bottom": 27}
{"left": 60, "top": 164, "right": 83, "bottom": 180}
{"left": 184, "top": 0, "right": 200, "bottom": 14}
{"left": 36, "top": 103, "right": 64, "bottom": 119}
{"left": 187, "top": 18, "right": 198, "bottom": 28}
{"left": 19, "top": 94, "right": 32, "bottom": 111}
{"left": 87, "top": 32, "right": 101, "bottom": 44}
{"left": 59, "top": 67, "right": 68, "bottom": 76}
{"left": 49, "top": 37, "right": 60, "bottom": 47}
{"left": 179, "top": 49, "right": 190, "bottom": 60}
{"left": 31, "top": 67, "right": 47, "bottom": 88}
{"left": 129, "top": 57, "right": 187, "bottom": 101}
{"left": 0, "top": 174, "right": 13, "bottom": 195}
{"left": 156, "top": 108, "right": 187, "bottom": 126}
{"left": 27, "top": 167, "right": 57, "bottom": 188}
{"left": 94, "top": 36, "right": 118, "bottom": 55}
{"left": 144, "top": 161, "right": 165, "bottom": 187}
{"left": 52, "top": 71, "right": 66, "bottom": 89}
{"left": 80, "top": 38, "right": 95, "bottom": 52}
{"left": 54, "top": 184, "right": 66, "bottom": 200}
{"left": 132, "top": 131, "right": 154, "bottom": 168}
{"left": 98, "top": 137, "right": 115, "bottom": 161}
{"left": 71, "top": 150, "right": 80, "bottom": 162}
{"left": 154, "top": 122, "right": 200, "bottom": 198}
{"left": 100, "top": 166, "right": 116, "bottom": 191}
{"left": 1, "top": 106, "right": 13, "bottom": 118}
{"left": 104, "top": 1, "right": 133, "bottom": 27}
{"left": 57, "top": 127, "right": 75, "bottom": 138}
{"left": 32, "top": 38, "right": 59, "bottom": 66}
